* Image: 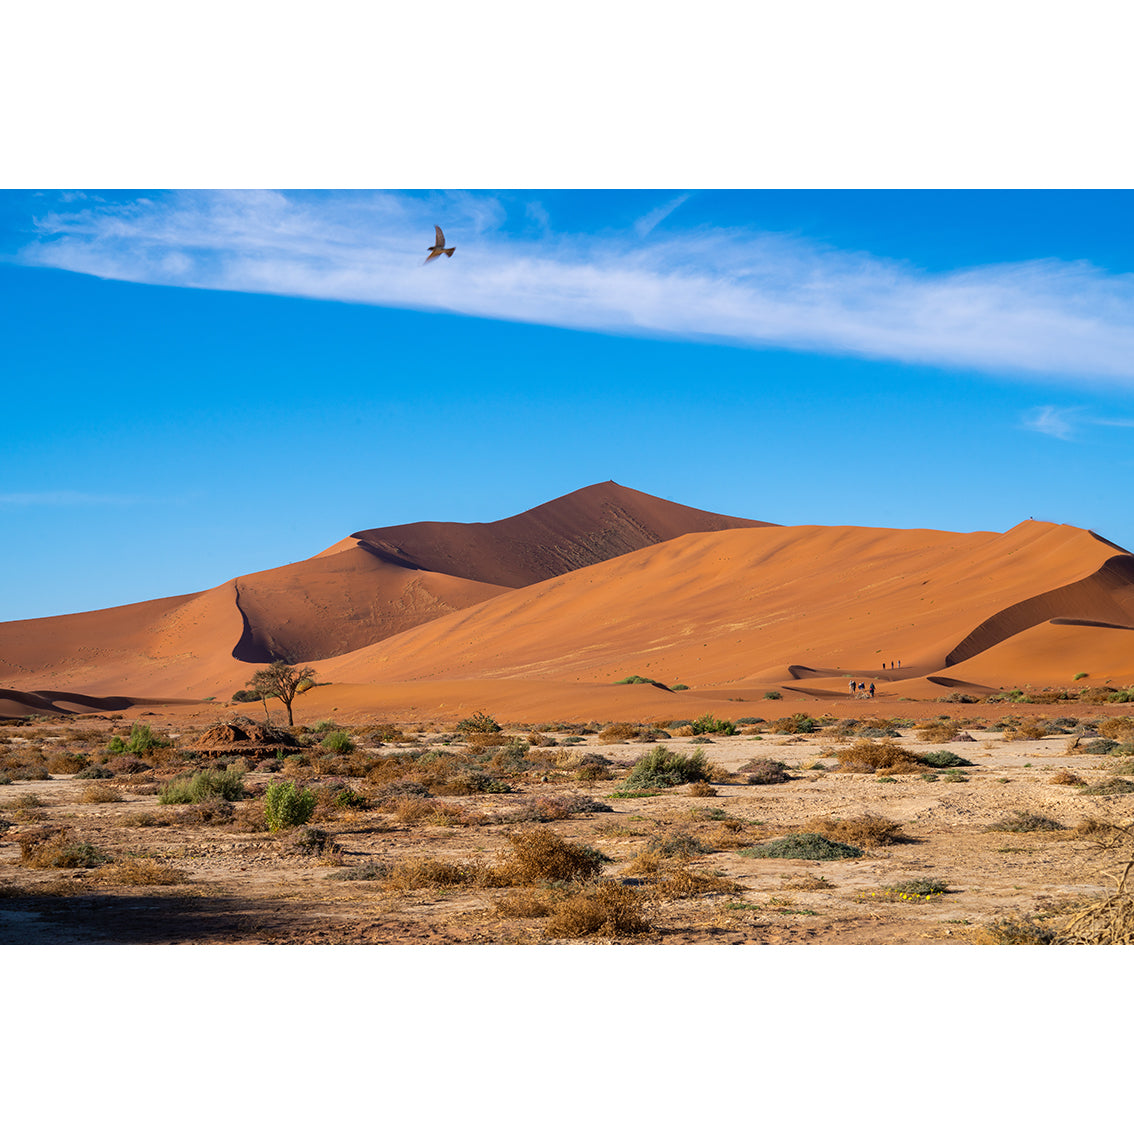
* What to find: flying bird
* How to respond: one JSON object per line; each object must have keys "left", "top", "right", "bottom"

{"left": 424, "top": 225, "right": 455, "bottom": 263}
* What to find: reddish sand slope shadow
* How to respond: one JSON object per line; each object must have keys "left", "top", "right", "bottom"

{"left": 930, "top": 620, "right": 1134, "bottom": 688}
{"left": 351, "top": 480, "right": 769, "bottom": 588}
{"left": 317, "top": 520, "right": 1132, "bottom": 693}
{"left": 0, "top": 688, "right": 201, "bottom": 718}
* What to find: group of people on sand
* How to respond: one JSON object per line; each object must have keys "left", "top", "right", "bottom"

{"left": 848, "top": 680, "right": 876, "bottom": 699}
{"left": 881, "top": 660, "right": 901, "bottom": 670}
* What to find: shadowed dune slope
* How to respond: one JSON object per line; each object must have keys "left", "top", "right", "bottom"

{"left": 350, "top": 480, "right": 769, "bottom": 588}
{"left": 316, "top": 520, "right": 1134, "bottom": 690}
{"left": 0, "top": 482, "right": 767, "bottom": 699}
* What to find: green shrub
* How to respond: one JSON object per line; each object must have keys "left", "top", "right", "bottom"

{"left": 1079, "top": 778, "right": 1134, "bottom": 796}
{"left": 159, "top": 769, "right": 245, "bottom": 805}
{"left": 615, "top": 675, "right": 654, "bottom": 685}
{"left": 763, "top": 691, "right": 782, "bottom": 700}
{"left": 457, "top": 712, "right": 501, "bottom": 734}
{"left": 231, "top": 689, "right": 260, "bottom": 703}
{"left": 623, "top": 745, "right": 712, "bottom": 790}
{"left": 264, "top": 780, "right": 318, "bottom": 831}
{"left": 106, "top": 724, "right": 171, "bottom": 756}
{"left": 921, "top": 750, "right": 974, "bottom": 768}
{"left": 987, "top": 811, "right": 1065, "bottom": 832}
{"left": 691, "top": 713, "right": 737, "bottom": 736}
{"left": 771, "top": 714, "right": 818, "bottom": 734}
{"left": 740, "top": 833, "right": 863, "bottom": 860}
{"left": 671, "top": 684, "right": 689, "bottom": 692}
{"left": 321, "top": 730, "right": 356, "bottom": 755}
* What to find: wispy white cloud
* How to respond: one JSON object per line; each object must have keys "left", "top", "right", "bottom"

{"left": 19, "top": 189, "right": 1134, "bottom": 385}
{"left": 633, "top": 193, "right": 691, "bottom": 238}
{"left": 1022, "top": 405, "right": 1079, "bottom": 439}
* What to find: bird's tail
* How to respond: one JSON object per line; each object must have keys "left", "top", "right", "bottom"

{"left": 444, "top": 247, "right": 455, "bottom": 257}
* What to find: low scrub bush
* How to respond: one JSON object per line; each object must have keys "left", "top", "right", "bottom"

{"left": 622, "top": 745, "right": 712, "bottom": 790}
{"left": 382, "top": 857, "right": 474, "bottom": 891}
{"left": 809, "top": 814, "right": 907, "bottom": 848}
{"left": 106, "top": 724, "right": 172, "bottom": 757}
{"left": 981, "top": 916, "right": 1056, "bottom": 944}
{"left": 1050, "top": 770, "right": 1085, "bottom": 786}
{"left": 646, "top": 832, "right": 712, "bottom": 860}
{"left": 544, "top": 880, "right": 652, "bottom": 938}
{"left": 80, "top": 783, "right": 123, "bottom": 804}
{"left": 691, "top": 713, "right": 737, "bottom": 736}
{"left": 770, "top": 714, "right": 818, "bottom": 735}
{"left": 1098, "top": 716, "right": 1134, "bottom": 741}
{"left": 740, "top": 833, "right": 863, "bottom": 860}
{"left": 688, "top": 781, "right": 718, "bottom": 797}
{"left": 986, "top": 811, "right": 1065, "bottom": 832}
{"left": 159, "top": 769, "right": 245, "bottom": 805}
{"left": 920, "top": 750, "right": 974, "bottom": 768}
{"left": 19, "top": 829, "right": 111, "bottom": 868}
{"left": 1080, "top": 738, "right": 1118, "bottom": 755}
{"left": 264, "top": 780, "right": 317, "bottom": 830}
{"left": 76, "top": 764, "right": 114, "bottom": 779}
{"left": 833, "top": 739, "right": 923, "bottom": 774}
{"left": 739, "top": 758, "right": 790, "bottom": 785}
{"left": 320, "top": 730, "right": 356, "bottom": 755}
{"left": 489, "top": 828, "right": 609, "bottom": 885}
{"left": 457, "top": 712, "right": 501, "bottom": 734}
{"left": 1079, "top": 777, "right": 1134, "bottom": 796}
{"left": 614, "top": 675, "right": 654, "bottom": 685}
{"left": 46, "top": 752, "right": 87, "bottom": 775}
{"left": 917, "top": 721, "right": 960, "bottom": 743}
{"left": 650, "top": 867, "right": 744, "bottom": 899}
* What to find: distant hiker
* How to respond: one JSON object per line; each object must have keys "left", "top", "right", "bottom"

{"left": 858, "top": 682, "right": 866, "bottom": 692}
{"left": 869, "top": 682, "right": 876, "bottom": 698}
{"left": 848, "top": 679, "right": 856, "bottom": 695}
{"left": 882, "top": 661, "right": 886, "bottom": 670}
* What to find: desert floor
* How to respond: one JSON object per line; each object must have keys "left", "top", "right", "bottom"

{"left": 3, "top": 704, "right": 1133, "bottom": 945}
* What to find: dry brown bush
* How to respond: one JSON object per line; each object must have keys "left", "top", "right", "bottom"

{"left": 650, "top": 867, "right": 745, "bottom": 899}
{"left": 90, "top": 859, "right": 188, "bottom": 885}
{"left": 916, "top": 721, "right": 959, "bottom": 743}
{"left": 81, "top": 783, "right": 123, "bottom": 804}
{"left": 807, "top": 814, "right": 908, "bottom": 847}
{"left": 1099, "top": 717, "right": 1134, "bottom": 742}
{"left": 626, "top": 850, "right": 661, "bottom": 875}
{"left": 115, "top": 810, "right": 172, "bottom": 828}
{"left": 598, "top": 722, "right": 638, "bottom": 742}
{"left": 1050, "top": 770, "right": 1085, "bottom": 786}
{"left": 488, "top": 828, "right": 608, "bottom": 886}
{"left": 1057, "top": 820, "right": 1134, "bottom": 943}
{"left": 833, "top": 739, "right": 922, "bottom": 774}
{"left": 492, "top": 889, "right": 556, "bottom": 918}
{"left": 382, "top": 857, "right": 474, "bottom": 891}
{"left": 1003, "top": 723, "right": 1047, "bottom": 741}
{"left": 688, "top": 781, "right": 718, "bottom": 797}
{"left": 47, "top": 752, "right": 86, "bottom": 774}
{"left": 543, "top": 880, "right": 652, "bottom": 938}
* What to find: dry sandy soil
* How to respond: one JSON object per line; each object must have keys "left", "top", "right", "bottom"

{"left": 3, "top": 704, "right": 1133, "bottom": 945}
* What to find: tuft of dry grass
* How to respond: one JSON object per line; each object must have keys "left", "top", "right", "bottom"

{"left": 382, "top": 857, "right": 475, "bottom": 891}
{"left": 1098, "top": 717, "right": 1134, "bottom": 743}
{"left": 1049, "top": 770, "right": 1085, "bottom": 786}
{"left": 1057, "top": 820, "right": 1134, "bottom": 943}
{"left": 807, "top": 814, "right": 908, "bottom": 848}
{"left": 986, "top": 811, "right": 1065, "bottom": 832}
{"left": 688, "top": 781, "right": 718, "bottom": 797}
{"left": 80, "top": 783, "right": 123, "bottom": 804}
{"left": 1003, "top": 723, "right": 1047, "bottom": 741}
{"left": 543, "top": 880, "right": 652, "bottom": 938}
{"left": 649, "top": 867, "right": 745, "bottom": 899}
{"left": 488, "top": 828, "right": 609, "bottom": 886}
{"left": 832, "top": 739, "right": 923, "bottom": 774}
{"left": 18, "top": 828, "right": 111, "bottom": 869}
{"left": 492, "top": 889, "right": 557, "bottom": 919}
{"left": 89, "top": 858, "right": 188, "bottom": 885}
{"left": 916, "top": 721, "right": 960, "bottom": 743}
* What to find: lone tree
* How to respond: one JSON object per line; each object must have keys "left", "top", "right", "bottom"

{"left": 247, "top": 660, "right": 316, "bottom": 726}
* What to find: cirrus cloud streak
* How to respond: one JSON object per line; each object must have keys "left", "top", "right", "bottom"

{"left": 18, "top": 189, "right": 1134, "bottom": 385}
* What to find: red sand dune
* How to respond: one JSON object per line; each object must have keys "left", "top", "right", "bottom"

{"left": 2, "top": 481, "right": 1133, "bottom": 720}
{"left": 0, "top": 483, "right": 766, "bottom": 705}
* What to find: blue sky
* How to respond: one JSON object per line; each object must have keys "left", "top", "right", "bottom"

{"left": 3, "top": 188, "right": 1134, "bottom": 622}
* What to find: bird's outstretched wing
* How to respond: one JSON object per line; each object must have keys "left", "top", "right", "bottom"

{"left": 434, "top": 225, "right": 445, "bottom": 247}
{"left": 424, "top": 249, "right": 442, "bottom": 264}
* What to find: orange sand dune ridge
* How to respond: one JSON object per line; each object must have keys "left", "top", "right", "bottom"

{"left": 315, "top": 520, "right": 1134, "bottom": 698}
